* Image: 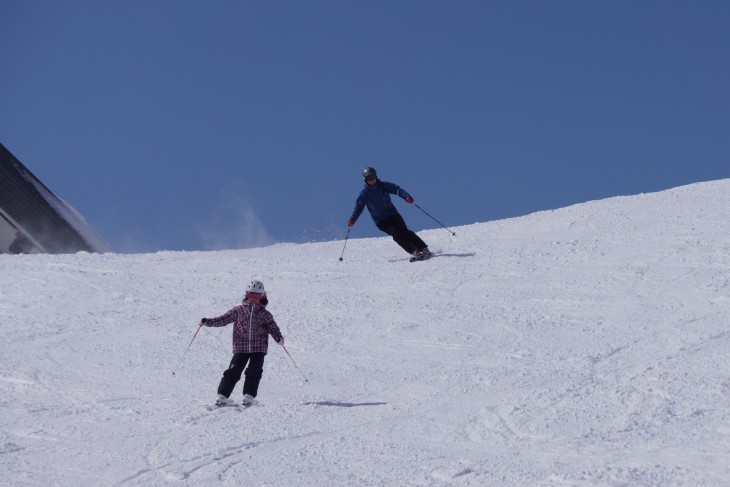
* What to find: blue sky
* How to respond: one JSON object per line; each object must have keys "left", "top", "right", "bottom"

{"left": 2, "top": 1, "right": 728, "bottom": 253}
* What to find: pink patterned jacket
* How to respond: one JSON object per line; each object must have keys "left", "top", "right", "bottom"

{"left": 203, "top": 302, "right": 283, "bottom": 354}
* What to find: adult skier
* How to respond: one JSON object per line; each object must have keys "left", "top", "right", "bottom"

{"left": 348, "top": 166, "right": 431, "bottom": 261}
{"left": 200, "top": 279, "right": 284, "bottom": 406}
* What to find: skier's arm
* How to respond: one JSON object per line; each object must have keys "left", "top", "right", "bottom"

{"left": 349, "top": 191, "right": 367, "bottom": 225}
{"left": 201, "top": 308, "right": 236, "bottom": 328}
{"left": 264, "top": 318, "right": 284, "bottom": 344}
{"left": 382, "top": 182, "right": 412, "bottom": 202}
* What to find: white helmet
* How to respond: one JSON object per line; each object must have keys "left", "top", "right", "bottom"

{"left": 245, "top": 280, "right": 265, "bottom": 294}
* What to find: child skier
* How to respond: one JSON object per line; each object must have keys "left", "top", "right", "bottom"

{"left": 200, "top": 279, "right": 284, "bottom": 406}
{"left": 348, "top": 166, "right": 431, "bottom": 261}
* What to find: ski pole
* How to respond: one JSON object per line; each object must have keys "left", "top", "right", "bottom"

{"left": 172, "top": 322, "right": 203, "bottom": 376}
{"left": 414, "top": 203, "right": 457, "bottom": 236}
{"left": 338, "top": 226, "right": 351, "bottom": 261}
{"left": 281, "top": 344, "right": 308, "bottom": 382}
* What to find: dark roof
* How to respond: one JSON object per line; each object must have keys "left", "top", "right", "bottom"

{"left": 0, "top": 143, "right": 110, "bottom": 253}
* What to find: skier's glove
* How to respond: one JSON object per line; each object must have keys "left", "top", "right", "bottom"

{"left": 347, "top": 219, "right": 354, "bottom": 227}
{"left": 405, "top": 197, "right": 414, "bottom": 204}
{"left": 277, "top": 336, "right": 285, "bottom": 346}
{"left": 201, "top": 318, "right": 208, "bottom": 325}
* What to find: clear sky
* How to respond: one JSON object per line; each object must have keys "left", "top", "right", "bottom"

{"left": 2, "top": 1, "right": 728, "bottom": 253}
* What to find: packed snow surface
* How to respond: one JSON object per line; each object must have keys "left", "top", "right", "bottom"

{"left": 1, "top": 180, "right": 729, "bottom": 486}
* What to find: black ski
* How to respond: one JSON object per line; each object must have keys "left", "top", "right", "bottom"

{"left": 204, "top": 400, "right": 257, "bottom": 412}
{"left": 409, "top": 252, "right": 432, "bottom": 262}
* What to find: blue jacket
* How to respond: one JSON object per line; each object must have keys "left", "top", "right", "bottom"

{"left": 350, "top": 180, "right": 412, "bottom": 224}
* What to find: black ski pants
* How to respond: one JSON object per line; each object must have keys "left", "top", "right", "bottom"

{"left": 376, "top": 213, "right": 427, "bottom": 254}
{"left": 217, "top": 352, "right": 266, "bottom": 399}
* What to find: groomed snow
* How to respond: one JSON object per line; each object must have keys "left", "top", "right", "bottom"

{"left": 1, "top": 180, "right": 729, "bottom": 486}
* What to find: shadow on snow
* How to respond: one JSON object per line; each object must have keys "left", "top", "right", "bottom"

{"left": 304, "top": 401, "right": 388, "bottom": 408}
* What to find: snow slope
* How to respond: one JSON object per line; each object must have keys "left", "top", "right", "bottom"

{"left": 1, "top": 180, "right": 729, "bottom": 486}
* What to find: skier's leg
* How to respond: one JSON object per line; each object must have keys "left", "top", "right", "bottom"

{"left": 407, "top": 230, "right": 427, "bottom": 251}
{"left": 217, "top": 353, "right": 249, "bottom": 398}
{"left": 377, "top": 215, "right": 417, "bottom": 254}
{"left": 393, "top": 213, "right": 427, "bottom": 251}
{"left": 242, "top": 353, "right": 266, "bottom": 398}
{"left": 389, "top": 214, "right": 421, "bottom": 253}
{"left": 390, "top": 214, "right": 428, "bottom": 251}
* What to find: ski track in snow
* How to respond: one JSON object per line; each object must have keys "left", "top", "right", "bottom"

{"left": 1, "top": 180, "right": 729, "bottom": 486}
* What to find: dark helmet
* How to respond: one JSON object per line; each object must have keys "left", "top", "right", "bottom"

{"left": 362, "top": 167, "right": 377, "bottom": 180}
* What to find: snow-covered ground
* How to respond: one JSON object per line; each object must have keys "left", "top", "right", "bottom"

{"left": 1, "top": 180, "right": 729, "bottom": 486}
